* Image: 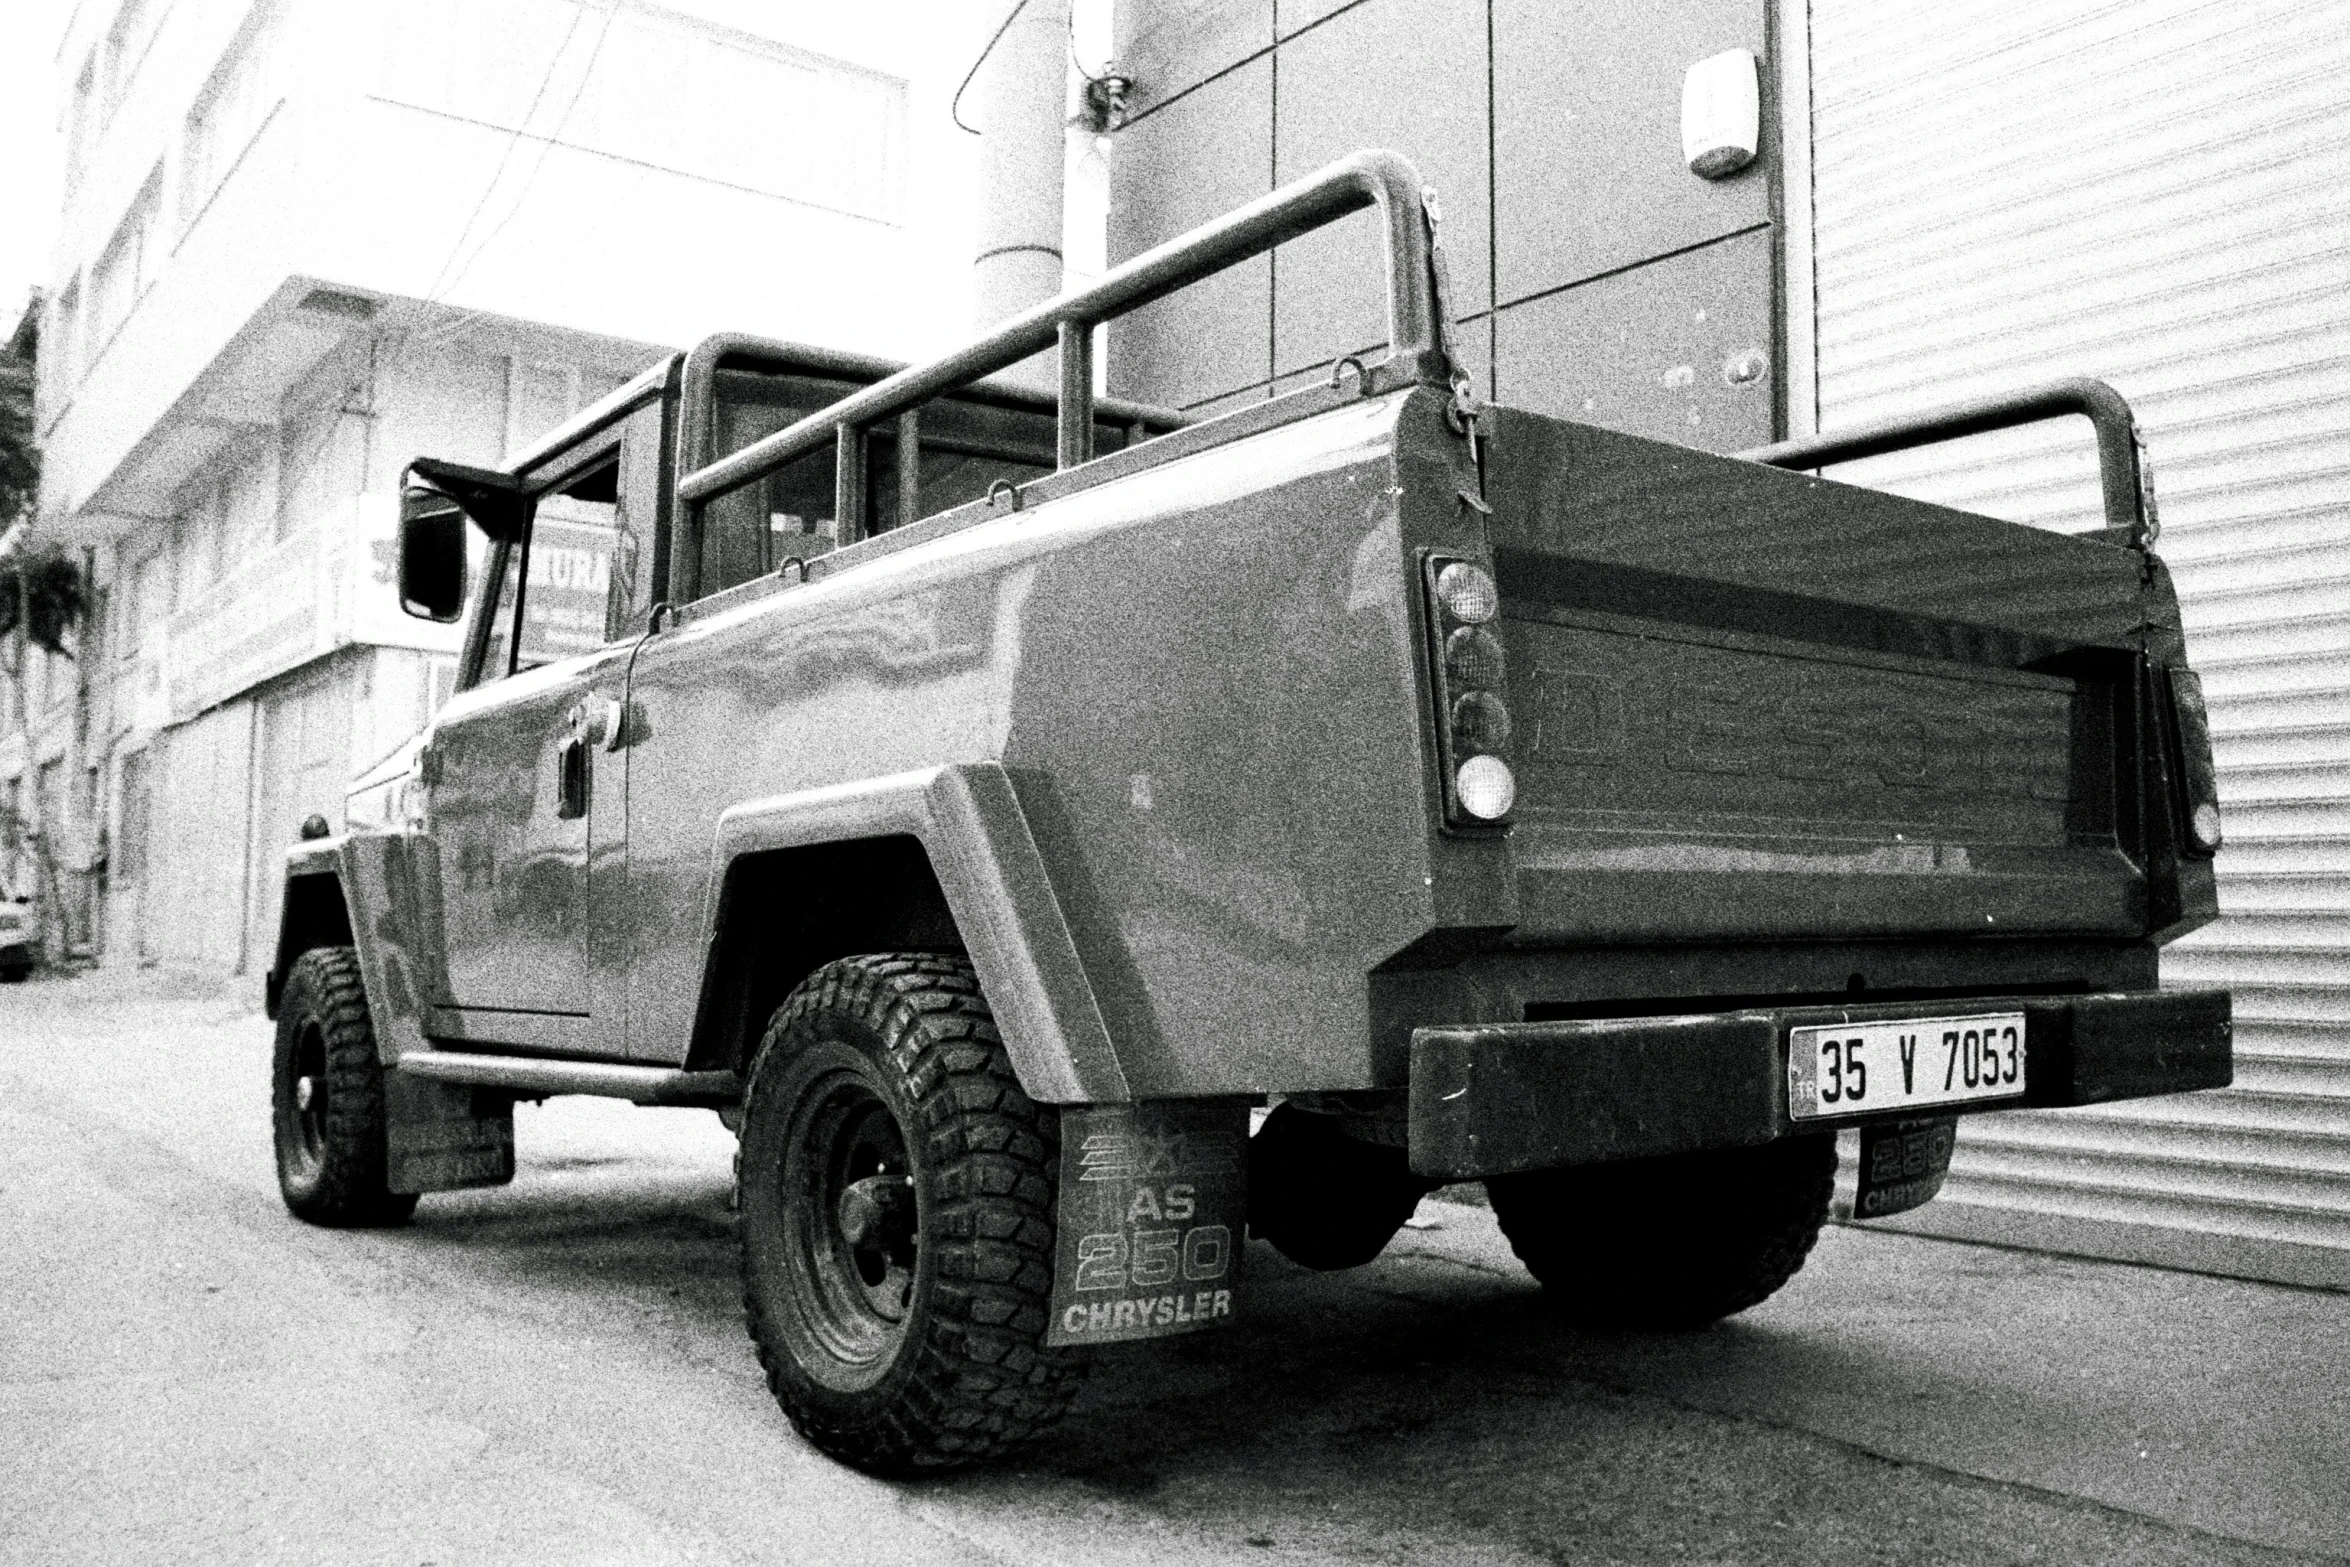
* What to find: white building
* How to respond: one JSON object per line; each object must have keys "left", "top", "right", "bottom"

{"left": 5, "top": 0, "right": 997, "bottom": 971}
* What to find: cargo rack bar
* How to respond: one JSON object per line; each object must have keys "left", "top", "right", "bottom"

{"left": 1741, "top": 377, "right": 2159, "bottom": 550}
{"left": 677, "top": 149, "right": 1453, "bottom": 526}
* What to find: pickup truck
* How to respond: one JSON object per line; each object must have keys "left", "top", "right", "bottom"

{"left": 266, "top": 150, "right": 2231, "bottom": 1475}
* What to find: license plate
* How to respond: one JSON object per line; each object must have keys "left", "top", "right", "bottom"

{"left": 1787, "top": 1013, "right": 2026, "bottom": 1121}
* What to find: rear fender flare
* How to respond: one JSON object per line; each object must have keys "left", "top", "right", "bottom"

{"left": 709, "top": 763, "right": 1128, "bottom": 1104}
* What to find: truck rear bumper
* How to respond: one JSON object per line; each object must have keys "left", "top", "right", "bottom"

{"left": 1407, "top": 989, "right": 2231, "bottom": 1180}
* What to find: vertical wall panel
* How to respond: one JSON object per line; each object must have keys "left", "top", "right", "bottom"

{"left": 1110, "top": 0, "right": 1774, "bottom": 420}
{"left": 1495, "top": 225, "right": 1775, "bottom": 448}
{"left": 1105, "top": 55, "right": 1274, "bottom": 409}
{"left": 1807, "top": 0, "right": 2350, "bottom": 1288}
{"left": 1492, "top": 0, "right": 1768, "bottom": 303}
{"left": 1270, "top": 0, "right": 1491, "bottom": 381}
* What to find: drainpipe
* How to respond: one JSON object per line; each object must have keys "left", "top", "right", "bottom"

{"left": 968, "top": 0, "right": 1072, "bottom": 386}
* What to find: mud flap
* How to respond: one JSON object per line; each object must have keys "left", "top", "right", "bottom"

{"left": 1047, "top": 1099, "right": 1249, "bottom": 1346}
{"left": 385, "top": 1072, "right": 516, "bottom": 1195}
{"left": 1840, "top": 1115, "right": 1958, "bottom": 1220}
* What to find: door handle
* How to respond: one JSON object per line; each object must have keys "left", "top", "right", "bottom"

{"left": 556, "top": 696, "right": 614, "bottom": 820}
{"left": 555, "top": 737, "right": 589, "bottom": 819}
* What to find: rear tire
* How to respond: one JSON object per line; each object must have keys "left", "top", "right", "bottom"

{"left": 736, "top": 953, "right": 1087, "bottom": 1474}
{"left": 1486, "top": 1136, "right": 1835, "bottom": 1330}
{"left": 271, "top": 946, "right": 418, "bottom": 1227}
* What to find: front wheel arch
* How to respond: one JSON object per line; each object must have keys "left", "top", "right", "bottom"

{"left": 266, "top": 872, "right": 355, "bottom": 1019}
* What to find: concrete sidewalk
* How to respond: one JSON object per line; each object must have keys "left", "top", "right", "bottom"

{"left": 1, "top": 966, "right": 2343, "bottom": 1565}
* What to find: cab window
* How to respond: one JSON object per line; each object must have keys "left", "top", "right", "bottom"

{"left": 479, "top": 453, "right": 621, "bottom": 678}
{"left": 688, "top": 370, "right": 1060, "bottom": 604}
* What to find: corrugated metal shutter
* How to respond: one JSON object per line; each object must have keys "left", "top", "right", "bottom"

{"left": 1804, "top": 0, "right": 2350, "bottom": 1287}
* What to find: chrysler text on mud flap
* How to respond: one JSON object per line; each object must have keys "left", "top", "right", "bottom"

{"left": 265, "top": 150, "right": 2232, "bottom": 1476}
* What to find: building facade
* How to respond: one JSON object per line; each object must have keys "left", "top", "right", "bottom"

{"left": 4, "top": 0, "right": 992, "bottom": 972}
{"left": 1103, "top": 0, "right": 2348, "bottom": 1288}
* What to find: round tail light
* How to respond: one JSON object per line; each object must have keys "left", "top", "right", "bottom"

{"left": 1455, "top": 755, "right": 1516, "bottom": 820}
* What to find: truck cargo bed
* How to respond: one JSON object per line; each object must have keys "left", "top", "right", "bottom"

{"left": 1485, "top": 410, "right": 2160, "bottom": 947}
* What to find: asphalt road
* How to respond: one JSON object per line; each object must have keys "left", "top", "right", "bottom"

{"left": 2, "top": 967, "right": 2344, "bottom": 1567}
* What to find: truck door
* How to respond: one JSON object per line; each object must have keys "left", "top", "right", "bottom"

{"left": 426, "top": 444, "right": 631, "bottom": 1057}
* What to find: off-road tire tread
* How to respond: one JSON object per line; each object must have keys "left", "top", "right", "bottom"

{"left": 273, "top": 946, "right": 417, "bottom": 1227}
{"left": 737, "top": 952, "right": 1087, "bottom": 1474}
{"left": 1487, "top": 1136, "right": 1835, "bottom": 1330}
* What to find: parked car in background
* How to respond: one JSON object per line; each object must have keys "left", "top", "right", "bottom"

{"left": 0, "top": 889, "right": 33, "bottom": 982}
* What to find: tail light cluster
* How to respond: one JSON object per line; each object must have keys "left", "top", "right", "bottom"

{"left": 2164, "top": 667, "right": 2224, "bottom": 857}
{"left": 1425, "top": 557, "right": 1516, "bottom": 825}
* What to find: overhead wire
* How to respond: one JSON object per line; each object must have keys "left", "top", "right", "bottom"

{"left": 952, "top": 0, "right": 1030, "bottom": 134}
{"left": 418, "top": 1, "right": 596, "bottom": 307}
{"left": 431, "top": 0, "right": 624, "bottom": 310}
{"left": 276, "top": 0, "right": 621, "bottom": 536}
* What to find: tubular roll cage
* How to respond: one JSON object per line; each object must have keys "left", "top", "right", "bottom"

{"left": 1742, "top": 377, "right": 2161, "bottom": 552}
{"left": 673, "top": 149, "right": 1460, "bottom": 538}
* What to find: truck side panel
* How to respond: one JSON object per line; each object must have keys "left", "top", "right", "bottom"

{"left": 615, "top": 391, "right": 1497, "bottom": 1094}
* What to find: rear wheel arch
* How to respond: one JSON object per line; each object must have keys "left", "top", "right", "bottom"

{"left": 686, "top": 834, "right": 962, "bottom": 1075}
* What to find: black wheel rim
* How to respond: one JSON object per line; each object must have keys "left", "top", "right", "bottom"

{"left": 282, "top": 1020, "right": 328, "bottom": 1177}
{"left": 780, "top": 1065, "right": 919, "bottom": 1386}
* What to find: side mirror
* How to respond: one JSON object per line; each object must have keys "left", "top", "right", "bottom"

{"left": 398, "top": 457, "right": 528, "bottom": 623}
{"left": 399, "top": 483, "right": 468, "bottom": 622}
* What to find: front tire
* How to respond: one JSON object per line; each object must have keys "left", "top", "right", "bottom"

{"left": 736, "top": 953, "right": 1087, "bottom": 1474}
{"left": 1486, "top": 1136, "right": 1835, "bottom": 1330}
{"left": 271, "top": 946, "right": 417, "bottom": 1227}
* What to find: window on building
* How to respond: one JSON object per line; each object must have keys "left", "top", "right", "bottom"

{"left": 278, "top": 393, "right": 365, "bottom": 540}
{"left": 174, "top": 442, "right": 270, "bottom": 602}
{"left": 117, "top": 749, "right": 151, "bottom": 890}
{"left": 63, "top": 55, "right": 96, "bottom": 191}
{"left": 122, "top": 549, "right": 165, "bottom": 662}
{"left": 1, "top": 776, "right": 21, "bottom": 890}
{"left": 379, "top": 0, "right": 580, "bottom": 131}
{"left": 99, "top": 0, "right": 160, "bottom": 127}
{"left": 35, "top": 760, "right": 62, "bottom": 842}
{"left": 380, "top": 2, "right": 906, "bottom": 225}
{"left": 49, "top": 277, "right": 81, "bottom": 394}
{"left": 44, "top": 644, "right": 73, "bottom": 712}
{"left": 220, "top": 444, "right": 275, "bottom": 565}
{"left": 181, "top": 2, "right": 284, "bottom": 231}
{"left": 175, "top": 481, "right": 222, "bottom": 607}
{"left": 87, "top": 168, "right": 162, "bottom": 362}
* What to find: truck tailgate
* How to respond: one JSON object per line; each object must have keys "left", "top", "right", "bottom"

{"left": 1485, "top": 410, "right": 2152, "bottom": 944}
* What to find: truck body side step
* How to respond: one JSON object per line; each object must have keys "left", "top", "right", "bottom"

{"left": 398, "top": 1052, "right": 743, "bottom": 1106}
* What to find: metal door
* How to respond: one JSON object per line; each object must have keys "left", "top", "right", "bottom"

{"left": 426, "top": 653, "right": 628, "bottom": 1053}
{"left": 425, "top": 452, "right": 636, "bottom": 1059}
